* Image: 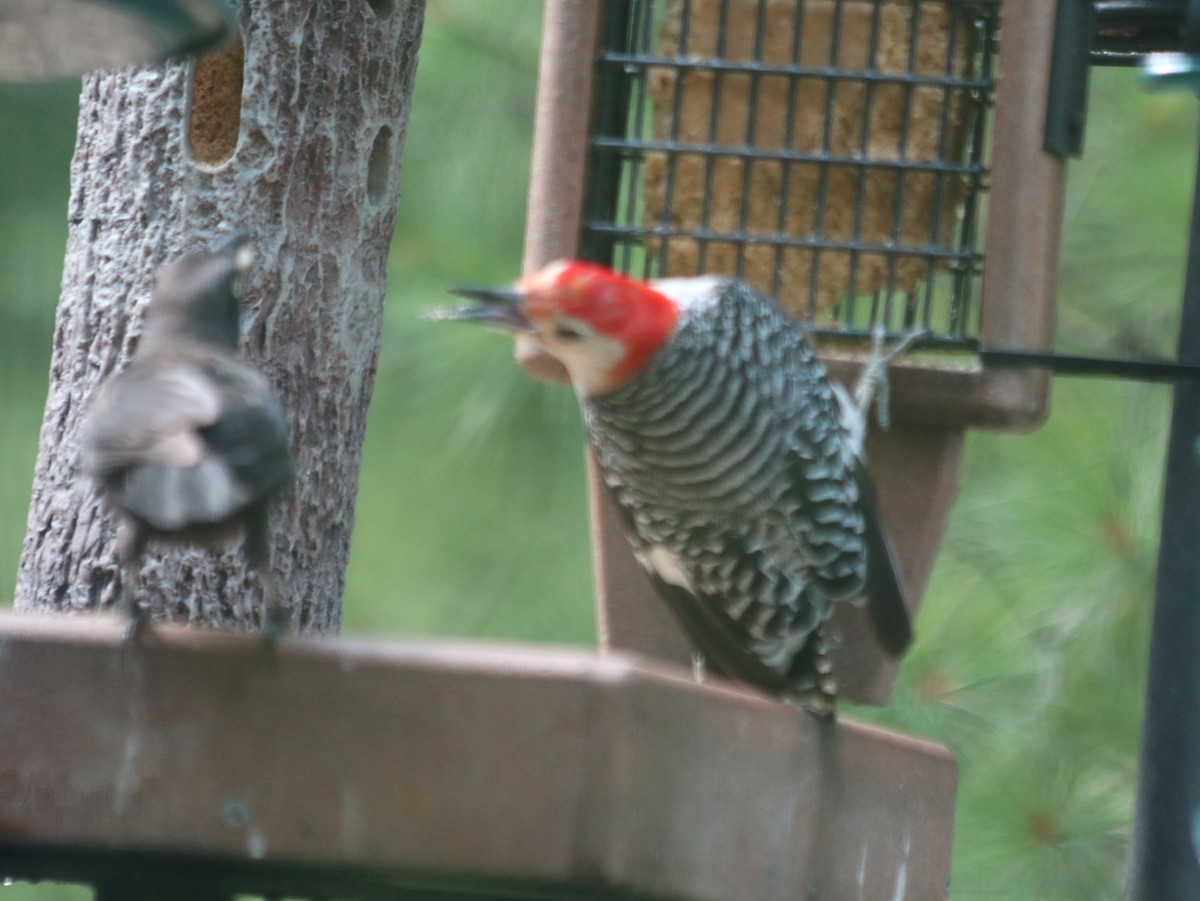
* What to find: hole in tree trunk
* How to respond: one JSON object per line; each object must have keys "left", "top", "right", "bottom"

{"left": 188, "top": 39, "right": 244, "bottom": 168}
{"left": 367, "top": 126, "right": 392, "bottom": 206}
{"left": 367, "top": 0, "right": 395, "bottom": 18}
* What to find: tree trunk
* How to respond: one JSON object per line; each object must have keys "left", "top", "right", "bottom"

{"left": 15, "top": 1, "right": 426, "bottom": 636}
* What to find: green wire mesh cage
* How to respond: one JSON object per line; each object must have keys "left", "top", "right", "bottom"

{"left": 582, "top": 0, "right": 996, "bottom": 347}
{"left": 529, "top": 0, "right": 1065, "bottom": 431}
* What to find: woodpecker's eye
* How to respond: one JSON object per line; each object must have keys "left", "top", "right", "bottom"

{"left": 554, "top": 325, "right": 584, "bottom": 342}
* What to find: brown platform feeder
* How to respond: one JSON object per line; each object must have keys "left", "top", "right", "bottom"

{"left": 0, "top": 613, "right": 956, "bottom": 900}
{"left": 523, "top": 0, "right": 1065, "bottom": 704}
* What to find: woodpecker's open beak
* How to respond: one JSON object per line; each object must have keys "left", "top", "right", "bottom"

{"left": 430, "top": 286, "right": 537, "bottom": 335}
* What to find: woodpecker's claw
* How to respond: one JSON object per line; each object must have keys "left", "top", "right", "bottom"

{"left": 854, "top": 326, "right": 928, "bottom": 430}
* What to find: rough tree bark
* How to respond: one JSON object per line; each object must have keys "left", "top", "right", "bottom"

{"left": 15, "top": 1, "right": 425, "bottom": 635}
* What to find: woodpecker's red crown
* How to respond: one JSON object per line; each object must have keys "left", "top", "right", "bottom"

{"left": 515, "top": 261, "right": 679, "bottom": 393}
{"left": 441, "top": 261, "right": 685, "bottom": 395}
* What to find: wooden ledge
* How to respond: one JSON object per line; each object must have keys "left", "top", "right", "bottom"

{"left": 0, "top": 612, "right": 955, "bottom": 899}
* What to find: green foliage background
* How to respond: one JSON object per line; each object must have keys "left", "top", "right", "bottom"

{"left": 1, "top": 2, "right": 1196, "bottom": 898}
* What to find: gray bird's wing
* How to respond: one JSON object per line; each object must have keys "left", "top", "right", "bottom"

{"left": 194, "top": 358, "right": 294, "bottom": 499}
{"left": 84, "top": 357, "right": 291, "bottom": 532}
{"left": 84, "top": 364, "right": 223, "bottom": 475}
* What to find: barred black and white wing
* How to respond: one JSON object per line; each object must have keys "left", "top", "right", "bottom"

{"left": 586, "top": 278, "right": 911, "bottom": 704}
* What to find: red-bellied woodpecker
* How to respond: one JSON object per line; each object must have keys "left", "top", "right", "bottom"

{"left": 82, "top": 234, "right": 294, "bottom": 641}
{"left": 437, "top": 260, "right": 913, "bottom": 715}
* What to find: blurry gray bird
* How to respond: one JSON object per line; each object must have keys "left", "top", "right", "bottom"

{"left": 82, "top": 233, "right": 294, "bottom": 640}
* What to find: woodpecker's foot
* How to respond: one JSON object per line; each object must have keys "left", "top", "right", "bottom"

{"left": 853, "top": 326, "right": 928, "bottom": 430}
{"left": 261, "top": 603, "right": 291, "bottom": 650}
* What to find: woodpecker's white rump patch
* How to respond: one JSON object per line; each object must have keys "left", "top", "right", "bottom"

{"left": 637, "top": 543, "right": 695, "bottom": 592}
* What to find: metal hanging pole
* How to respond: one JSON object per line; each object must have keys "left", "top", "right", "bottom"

{"left": 1130, "top": 118, "right": 1200, "bottom": 901}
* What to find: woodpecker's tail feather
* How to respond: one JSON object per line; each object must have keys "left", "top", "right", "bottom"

{"left": 855, "top": 465, "right": 914, "bottom": 657}
{"left": 649, "top": 567, "right": 841, "bottom": 719}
